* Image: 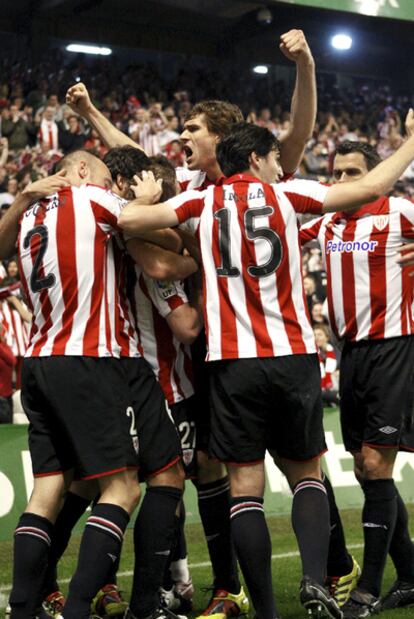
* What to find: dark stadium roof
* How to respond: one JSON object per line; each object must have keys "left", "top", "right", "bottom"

{"left": 1, "top": 0, "right": 414, "bottom": 83}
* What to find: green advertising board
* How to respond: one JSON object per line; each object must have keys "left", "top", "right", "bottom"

{"left": 1, "top": 411, "right": 414, "bottom": 541}
{"left": 276, "top": 0, "right": 414, "bottom": 21}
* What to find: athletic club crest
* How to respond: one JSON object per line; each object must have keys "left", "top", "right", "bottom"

{"left": 182, "top": 448, "right": 194, "bottom": 466}
{"left": 373, "top": 215, "right": 389, "bottom": 231}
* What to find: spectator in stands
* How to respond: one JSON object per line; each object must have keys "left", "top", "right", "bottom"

{"left": 37, "top": 105, "right": 59, "bottom": 151}
{"left": 303, "top": 142, "right": 329, "bottom": 178}
{"left": 1, "top": 104, "right": 36, "bottom": 150}
{"left": 0, "top": 177, "right": 19, "bottom": 207}
{"left": 58, "top": 114, "right": 88, "bottom": 153}
{"left": 303, "top": 273, "right": 321, "bottom": 314}
{"left": 311, "top": 301, "right": 329, "bottom": 327}
{"left": 0, "top": 321, "right": 16, "bottom": 423}
{"left": 313, "top": 324, "right": 339, "bottom": 408}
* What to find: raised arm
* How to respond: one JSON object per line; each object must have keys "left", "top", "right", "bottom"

{"left": 65, "top": 83, "right": 144, "bottom": 151}
{"left": 278, "top": 30, "right": 316, "bottom": 175}
{"left": 324, "top": 110, "right": 414, "bottom": 212}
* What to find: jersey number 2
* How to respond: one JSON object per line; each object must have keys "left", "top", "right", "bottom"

{"left": 214, "top": 206, "right": 283, "bottom": 278}
{"left": 23, "top": 225, "right": 56, "bottom": 293}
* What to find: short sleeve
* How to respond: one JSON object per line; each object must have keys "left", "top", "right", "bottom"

{"left": 143, "top": 274, "right": 188, "bottom": 318}
{"left": 276, "top": 179, "right": 330, "bottom": 214}
{"left": 86, "top": 185, "right": 128, "bottom": 233}
{"left": 392, "top": 197, "right": 414, "bottom": 240}
{"left": 299, "top": 216, "right": 325, "bottom": 246}
{"left": 167, "top": 189, "right": 206, "bottom": 234}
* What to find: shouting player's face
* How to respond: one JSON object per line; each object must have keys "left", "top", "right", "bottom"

{"left": 332, "top": 152, "right": 369, "bottom": 183}
{"left": 180, "top": 114, "right": 219, "bottom": 172}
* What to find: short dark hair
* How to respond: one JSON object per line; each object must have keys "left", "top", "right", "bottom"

{"left": 216, "top": 122, "right": 280, "bottom": 177}
{"left": 148, "top": 155, "right": 177, "bottom": 201}
{"left": 185, "top": 100, "right": 244, "bottom": 139}
{"left": 334, "top": 141, "right": 381, "bottom": 170}
{"left": 103, "top": 146, "right": 150, "bottom": 181}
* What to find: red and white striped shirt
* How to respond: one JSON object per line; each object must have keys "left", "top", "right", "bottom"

{"left": 169, "top": 174, "right": 328, "bottom": 361}
{"left": 0, "top": 300, "right": 29, "bottom": 357}
{"left": 132, "top": 270, "right": 194, "bottom": 405}
{"left": 109, "top": 238, "right": 142, "bottom": 358}
{"left": 300, "top": 196, "right": 414, "bottom": 342}
{"left": 317, "top": 344, "right": 337, "bottom": 390}
{"left": 18, "top": 184, "right": 127, "bottom": 357}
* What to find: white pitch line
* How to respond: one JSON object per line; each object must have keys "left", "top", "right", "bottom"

{"left": 0, "top": 542, "right": 365, "bottom": 596}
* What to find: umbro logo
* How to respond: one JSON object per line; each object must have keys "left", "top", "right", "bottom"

{"left": 379, "top": 426, "right": 397, "bottom": 435}
{"left": 107, "top": 553, "right": 117, "bottom": 562}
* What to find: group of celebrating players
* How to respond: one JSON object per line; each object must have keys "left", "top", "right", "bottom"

{"left": 2, "top": 28, "right": 414, "bottom": 619}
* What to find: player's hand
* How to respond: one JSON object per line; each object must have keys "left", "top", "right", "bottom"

{"left": 65, "top": 83, "right": 93, "bottom": 117}
{"left": 131, "top": 171, "right": 163, "bottom": 204}
{"left": 396, "top": 242, "right": 414, "bottom": 270}
{"left": 405, "top": 108, "right": 414, "bottom": 138}
{"left": 279, "top": 30, "right": 314, "bottom": 66}
{"left": 22, "top": 170, "right": 70, "bottom": 200}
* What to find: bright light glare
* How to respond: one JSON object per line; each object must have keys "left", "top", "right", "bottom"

{"left": 66, "top": 44, "right": 112, "bottom": 56}
{"left": 253, "top": 65, "right": 268, "bottom": 75}
{"left": 331, "top": 34, "right": 352, "bottom": 50}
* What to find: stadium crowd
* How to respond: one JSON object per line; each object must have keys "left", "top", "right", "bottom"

{"left": 3, "top": 55, "right": 414, "bottom": 416}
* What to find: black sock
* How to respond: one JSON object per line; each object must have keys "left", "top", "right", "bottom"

{"left": 196, "top": 476, "right": 240, "bottom": 593}
{"left": 163, "top": 499, "right": 186, "bottom": 590}
{"left": 292, "top": 478, "right": 330, "bottom": 585}
{"left": 130, "top": 486, "right": 182, "bottom": 618}
{"left": 9, "top": 512, "right": 54, "bottom": 618}
{"left": 63, "top": 503, "right": 129, "bottom": 619}
{"left": 389, "top": 490, "right": 414, "bottom": 581}
{"left": 43, "top": 491, "right": 91, "bottom": 596}
{"left": 171, "top": 500, "right": 187, "bottom": 562}
{"left": 230, "top": 496, "right": 276, "bottom": 619}
{"left": 358, "top": 478, "right": 397, "bottom": 597}
{"left": 323, "top": 474, "right": 353, "bottom": 577}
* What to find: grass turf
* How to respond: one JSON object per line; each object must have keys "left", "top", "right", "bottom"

{"left": 0, "top": 506, "right": 413, "bottom": 618}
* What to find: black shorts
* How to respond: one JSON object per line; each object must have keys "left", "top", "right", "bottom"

{"left": 171, "top": 396, "right": 197, "bottom": 479}
{"left": 190, "top": 331, "right": 211, "bottom": 452}
{"left": 339, "top": 336, "right": 414, "bottom": 453}
{"left": 209, "top": 354, "right": 327, "bottom": 464}
{"left": 22, "top": 356, "right": 138, "bottom": 480}
{"left": 122, "top": 357, "right": 182, "bottom": 479}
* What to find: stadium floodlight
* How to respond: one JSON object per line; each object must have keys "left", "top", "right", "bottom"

{"left": 331, "top": 34, "right": 353, "bottom": 51}
{"left": 66, "top": 44, "right": 112, "bottom": 56}
{"left": 253, "top": 65, "right": 269, "bottom": 75}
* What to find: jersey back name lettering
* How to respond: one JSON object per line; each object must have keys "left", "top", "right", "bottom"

{"left": 18, "top": 184, "right": 126, "bottom": 357}
{"left": 170, "top": 174, "right": 328, "bottom": 361}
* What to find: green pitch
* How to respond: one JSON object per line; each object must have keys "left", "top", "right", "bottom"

{"left": 0, "top": 507, "right": 413, "bottom": 618}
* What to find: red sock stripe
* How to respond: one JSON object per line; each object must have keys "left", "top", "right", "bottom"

{"left": 230, "top": 501, "right": 264, "bottom": 519}
{"left": 86, "top": 516, "right": 124, "bottom": 542}
{"left": 14, "top": 526, "right": 51, "bottom": 546}
{"left": 293, "top": 480, "right": 327, "bottom": 496}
